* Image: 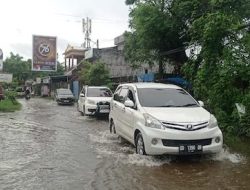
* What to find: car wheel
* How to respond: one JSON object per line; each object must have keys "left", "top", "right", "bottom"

{"left": 77, "top": 103, "right": 80, "bottom": 112}
{"left": 110, "top": 120, "right": 116, "bottom": 134}
{"left": 135, "top": 132, "right": 146, "bottom": 155}
{"left": 81, "top": 106, "right": 85, "bottom": 116}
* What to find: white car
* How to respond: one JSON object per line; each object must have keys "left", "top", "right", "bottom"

{"left": 109, "top": 83, "right": 223, "bottom": 155}
{"left": 78, "top": 86, "right": 113, "bottom": 116}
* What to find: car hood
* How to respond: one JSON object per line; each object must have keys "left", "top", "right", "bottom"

{"left": 142, "top": 107, "right": 210, "bottom": 122}
{"left": 87, "top": 97, "right": 112, "bottom": 103}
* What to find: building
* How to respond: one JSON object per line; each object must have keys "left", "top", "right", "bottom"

{"left": 63, "top": 45, "right": 86, "bottom": 71}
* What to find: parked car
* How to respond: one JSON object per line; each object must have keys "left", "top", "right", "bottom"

{"left": 55, "top": 88, "right": 75, "bottom": 105}
{"left": 15, "top": 87, "right": 25, "bottom": 97}
{"left": 77, "top": 86, "right": 113, "bottom": 116}
{"left": 109, "top": 83, "right": 223, "bottom": 155}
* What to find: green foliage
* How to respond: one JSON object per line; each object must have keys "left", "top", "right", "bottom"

{"left": 78, "top": 61, "right": 112, "bottom": 87}
{"left": 3, "top": 52, "right": 65, "bottom": 85}
{"left": 124, "top": 0, "right": 188, "bottom": 77}
{"left": 3, "top": 53, "right": 32, "bottom": 84}
{"left": 181, "top": 0, "right": 250, "bottom": 138}
{"left": 126, "top": 0, "right": 250, "bottom": 138}
{"left": 0, "top": 99, "right": 21, "bottom": 112}
{"left": 4, "top": 90, "right": 18, "bottom": 104}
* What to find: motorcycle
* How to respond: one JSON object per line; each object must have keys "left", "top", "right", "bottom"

{"left": 25, "top": 89, "right": 31, "bottom": 100}
{"left": 25, "top": 93, "right": 31, "bottom": 100}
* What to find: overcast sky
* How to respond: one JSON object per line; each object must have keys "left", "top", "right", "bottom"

{"left": 0, "top": 0, "right": 130, "bottom": 62}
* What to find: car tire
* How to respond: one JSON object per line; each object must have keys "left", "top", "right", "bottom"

{"left": 77, "top": 103, "right": 80, "bottom": 112}
{"left": 135, "top": 132, "right": 146, "bottom": 155}
{"left": 110, "top": 120, "right": 116, "bottom": 134}
{"left": 81, "top": 106, "right": 85, "bottom": 116}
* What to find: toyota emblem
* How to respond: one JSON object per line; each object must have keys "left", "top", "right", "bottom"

{"left": 186, "top": 124, "right": 193, "bottom": 130}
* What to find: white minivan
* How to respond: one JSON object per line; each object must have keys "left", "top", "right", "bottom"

{"left": 109, "top": 83, "right": 223, "bottom": 155}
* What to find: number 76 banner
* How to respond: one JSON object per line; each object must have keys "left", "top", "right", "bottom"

{"left": 32, "top": 35, "right": 57, "bottom": 71}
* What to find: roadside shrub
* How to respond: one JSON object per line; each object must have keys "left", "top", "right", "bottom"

{"left": 4, "top": 90, "right": 18, "bottom": 104}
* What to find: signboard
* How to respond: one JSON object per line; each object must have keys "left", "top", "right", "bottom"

{"left": 0, "top": 48, "right": 3, "bottom": 71}
{"left": 85, "top": 48, "right": 93, "bottom": 59}
{"left": 32, "top": 35, "right": 57, "bottom": 71}
{"left": 36, "top": 77, "right": 41, "bottom": 84}
{"left": 0, "top": 73, "right": 13, "bottom": 83}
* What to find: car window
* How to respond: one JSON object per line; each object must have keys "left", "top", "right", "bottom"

{"left": 137, "top": 88, "right": 198, "bottom": 107}
{"left": 57, "top": 89, "right": 72, "bottom": 95}
{"left": 113, "top": 87, "right": 122, "bottom": 101}
{"left": 87, "top": 88, "right": 112, "bottom": 97}
{"left": 81, "top": 88, "right": 85, "bottom": 95}
{"left": 127, "top": 90, "right": 135, "bottom": 103}
{"left": 117, "top": 88, "right": 128, "bottom": 103}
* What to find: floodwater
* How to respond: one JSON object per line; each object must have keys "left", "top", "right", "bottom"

{"left": 0, "top": 98, "right": 249, "bottom": 190}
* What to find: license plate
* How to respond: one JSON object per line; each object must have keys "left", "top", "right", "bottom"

{"left": 64, "top": 100, "right": 69, "bottom": 102}
{"left": 99, "top": 109, "right": 110, "bottom": 113}
{"left": 179, "top": 144, "right": 203, "bottom": 154}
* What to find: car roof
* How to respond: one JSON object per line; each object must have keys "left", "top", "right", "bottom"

{"left": 119, "top": 82, "right": 182, "bottom": 89}
{"left": 87, "top": 86, "right": 110, "bottom": 89}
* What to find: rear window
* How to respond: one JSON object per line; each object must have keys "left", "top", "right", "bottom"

{"left": 57, "top": 89, "right": 72, "bottom": 95}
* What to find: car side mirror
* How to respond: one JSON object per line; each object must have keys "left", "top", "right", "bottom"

{"left": 198, "top": 101, "right": 204, "bottom": 107}
{"left": 80, "top": 93, "right": 85, "bottom": 97}
{"left": 124, "top": 100, "right": 134, "bottom": 108}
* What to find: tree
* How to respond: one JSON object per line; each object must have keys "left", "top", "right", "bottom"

{"left": 78, "top": 61, "right": 112, "bottom": 87}
{"left": 125, "top": 0, "right": 250, "bottom": 136}
{"left": 3, "top": 53, "right": 31, "bottom": 84}
{"left": 3, "top": 52, "right": 65, "bottom": 85}
{"left": 124, "top": 0, "right": 188, "bottom": 78}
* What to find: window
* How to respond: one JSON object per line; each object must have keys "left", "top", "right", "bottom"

{"left": 87, "top": 88, "right": 112, "bottom": 97}
{"left": 81, "top": 87, "right": 85, "bottom": 95}
{"left": 127, "top": 89, "right": 137, "bottom": 109}
{"left": 113, "top": 87, "right": 121, "bottom": 101}
{"left": 127, "top": 90, "right": 135, "bottom": 103}
{"left": 117, "top": 88, "right": 128, "bottom": 103}
{"left": 137, "top": 88, "right": 198, "bottom": 107}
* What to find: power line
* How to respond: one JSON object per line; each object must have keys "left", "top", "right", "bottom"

{"left": 54, "top": 12, "right": 128, "bottom": 24}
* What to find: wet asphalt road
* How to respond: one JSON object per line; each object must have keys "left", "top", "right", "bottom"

{"left": 0, "top": 98, "right": 250, "bottom": 190}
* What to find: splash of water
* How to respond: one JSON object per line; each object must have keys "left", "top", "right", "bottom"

{"left": 212, "top": 148, "right": 246, "bottom": 164}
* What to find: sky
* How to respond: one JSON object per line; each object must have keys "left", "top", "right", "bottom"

{"left": 0, "top": 0, "right": 130, "bottom": 62}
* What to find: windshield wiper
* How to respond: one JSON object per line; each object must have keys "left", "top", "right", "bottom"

{"left": 182, "top": 103, "right": 198, "bottom": 107}
{"left": 159, "top": 105, "right": 176, "bottom": 107}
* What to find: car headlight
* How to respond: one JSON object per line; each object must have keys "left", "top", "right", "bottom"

{"left": 143, "top": 113, "right": 165, "bottom": 130}
{"left": 87, "top": 99, "right": 96, "bottom": 105}
{"left": 209, "top": 114, "right": 218, "bottom": 128}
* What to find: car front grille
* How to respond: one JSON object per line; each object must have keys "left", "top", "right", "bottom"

{"left": 97, "top": 102, "right": 110, "bottom": 109}
{"left": 161, "top": 121, "right": 209, "bottom": 131}
{"left": 162, "top": 139, "right": 212, "bottom": 147}
{"left": 97, "top": 101, "right": 110, "bottom": 105}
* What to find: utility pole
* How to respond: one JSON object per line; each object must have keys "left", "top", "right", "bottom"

{"left": 82, "top": 17, "right": 92, "bottom": 49}
{"left": 96, "top": 39, "right": 99, "bottom": 49}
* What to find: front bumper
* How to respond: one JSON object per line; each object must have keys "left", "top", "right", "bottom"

{"left": 139, "top": 125, "right": 223, "bottom": 155}
{"left": 85, "top": 103, "right": 110, "bottom": 115}
{"left": 57, "top": 99, "right": 74, "bottom": 105}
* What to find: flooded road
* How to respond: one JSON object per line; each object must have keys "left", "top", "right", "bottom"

{"left": 0, "top": 98, "right": 249, "bottom": 190}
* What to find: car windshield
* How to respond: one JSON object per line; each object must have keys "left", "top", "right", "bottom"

{"left": 137, "top": 88, "right": 198, "bottom": 107}
{"left": 87, "top": 88, "right": 112, "bottom": 97}
{"left": 57, "top": 89, "right": 72, "bottom": 95}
